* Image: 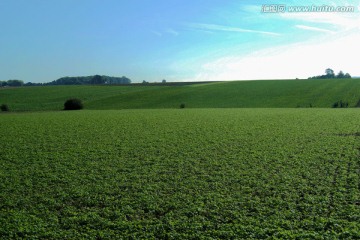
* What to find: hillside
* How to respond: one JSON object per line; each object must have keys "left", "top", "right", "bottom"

{"left": 1, "top": 79, "right": 360, "bottom": 111}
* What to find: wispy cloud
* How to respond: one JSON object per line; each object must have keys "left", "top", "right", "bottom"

{"left": 151, "top": 29, "right": 179, "bottom": 37}
{"left": 151, "top": 30, "right": 162, "bottom": 37}
{"left": 187, "top": 23, "right": 281, "bottom": 36}
{"left": 295, "top": 24, "right": 335, "bottom": 34}
{"left": 166, "top": 28, "right": 179, "bottom": 36}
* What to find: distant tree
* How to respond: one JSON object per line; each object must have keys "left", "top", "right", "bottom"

{"left": 142, "top": 80, "right": 149, "bottom": 84}
{"left": 337, "top": 71, "right": 345, "bottom": 78}
{"left": 120, "top": 76, "right": 131, "bottom": 84}
{"left": 64, "top": 98, "right": 83, "bottom": 110}
{"left": 24, "top": 82, "right": 42, "bottom": 86}
{"left": 7, "top": 80, "right": 24, "bottom": 87}
{"left": 344, "top": 73, "right": 351, "bottom": 78}
{"left": 49, "top": 76, "right": 80, "bottom": 85}
{"left": 91, "top": 75, "right": 105, "bottom": 84}
{"left": 0, "top": 104, "right": 9, "bottom": 112}
{"left": 162, "top": 79, "right": 166, "bottom": 84}
{"left": 106, "top": 76, "right": 131, "bottom": 84}
{"left": 325, "top": 68, "right": 335, "bottom": 78}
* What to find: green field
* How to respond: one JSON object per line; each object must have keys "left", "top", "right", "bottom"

{"left": 1, "top": 78, "right": 360, "bottom": 111}
{"left": 1, "top": 109, "right": 360, "bottom": 238}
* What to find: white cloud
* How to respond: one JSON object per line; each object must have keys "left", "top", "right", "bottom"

{"left": 186, "top": 23, "right": 281, "bottom": 36}
{"left": 192, "top": 32, "right": 360, "bottom": 81}
{"left": 281, "top": 11, "right": 360, "bottom": 31}
{"left": 173, "top": 3, "right": 360, "bottom": 81}
{"left": 185, "top": 3, "right": 360, "bottom": 81}
{"left": 295, "top": 24, "right": 335, "bottom": 33}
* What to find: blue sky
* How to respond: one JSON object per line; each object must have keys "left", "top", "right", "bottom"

{"left": 0, "top": 0, "right": 359, "bottom": 83}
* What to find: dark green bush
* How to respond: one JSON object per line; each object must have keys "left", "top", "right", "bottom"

{"left": 0, "top": 104, "right": 9, "bottom": 112}
{"left": 64, "top": 98, "right": 83, "bottom": 110}
{"left": 180, "top": 103, "right": 185, "bottom": 109}
{"left": 332, "top": 100, "right": 348, "bottom": 108}
{"left": 356, "top": 99, "right": 360, "bottom": 108}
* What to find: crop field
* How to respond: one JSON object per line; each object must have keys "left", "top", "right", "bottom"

{"left": 2, "top": 78, "right": 360, "bottom": 111}
{"left": 1, "top": 109, "right": 360, "bottom": 238}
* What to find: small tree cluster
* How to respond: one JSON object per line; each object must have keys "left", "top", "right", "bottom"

{"left": 309, "top": 68, "right": 351, "bottom": 79}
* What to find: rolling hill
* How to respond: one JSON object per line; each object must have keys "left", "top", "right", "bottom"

{"left": 1, "top": 79, "right": 360, "bottom": 111}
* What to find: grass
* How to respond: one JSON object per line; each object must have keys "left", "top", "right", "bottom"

{"left": 1, "top": 109, "right": 360, "bottom": 238}
{"left": 1, "top": 78, "right": 360, "bottom": 111}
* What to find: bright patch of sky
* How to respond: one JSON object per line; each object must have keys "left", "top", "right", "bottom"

{"left": 0, "top": 0, "right": 359, "bottom": 82}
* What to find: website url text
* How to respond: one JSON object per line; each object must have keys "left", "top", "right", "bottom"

{"left": 261, "top": 4, "right": 355, "bottom": 13}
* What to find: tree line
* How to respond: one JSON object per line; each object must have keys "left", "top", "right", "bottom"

{"left": 308, "top": 68, "right": 351, "bottom": 79}
{"left": 0, "top": 80, "right": 25, "bottom": 87}
{"left": 48, "top": 75, "right": 131, "bottom": 85}
{"left": 0, "top": 75, "right": 131, "bottom": 87}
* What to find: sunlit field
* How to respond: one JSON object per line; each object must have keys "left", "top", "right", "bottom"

{"left": 2, "top": 78, "right": 360, "bottom": 111}
{"left": 1, "top": 109, "right": 359, "bottom": 238}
